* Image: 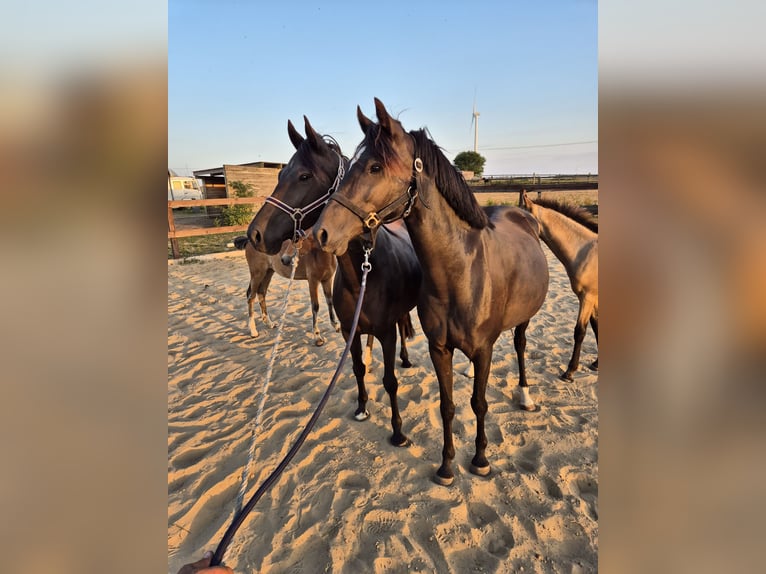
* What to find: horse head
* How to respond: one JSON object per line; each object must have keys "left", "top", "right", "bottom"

{"left": 247, "top": 116, "right": 345, "bottom": 255}
{"left": 315, "top": 98, "right": 417, "bottom": 255}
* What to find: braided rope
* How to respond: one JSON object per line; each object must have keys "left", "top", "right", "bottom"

{"left": 232, "top": 245, "right": 301, "bottom": 516}
{"left": 211, "top": 249, "right": 373, "bottom": 567}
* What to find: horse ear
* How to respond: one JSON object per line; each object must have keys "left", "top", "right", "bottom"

{"left": 303, "top": 115, "right": 325, "bottom": 152}
{"left": 357, "top": 105, "right": 373, "bottom": 133}
{"left": 374, "top": 97, "right": 394, "bottom": 134}
{"left": 519, "top": 189, "right": 526, "bottom": 207}
{"left": 287, "top": 119, "right": 304, "bottom": 150}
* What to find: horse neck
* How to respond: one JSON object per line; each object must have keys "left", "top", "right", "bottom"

{"left": 533, "top": 206, "right": 596, "bottom": 268}
{"left": 335, "top": 239, "right": 364, "bottom": 289}
{"left": 404, "top": 178, "right": 479, "bottom": 273}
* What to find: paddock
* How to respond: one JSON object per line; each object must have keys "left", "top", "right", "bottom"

{"left": 168, "top": 243, "right": 598, "bottom": 573}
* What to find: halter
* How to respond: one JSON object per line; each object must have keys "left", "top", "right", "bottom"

{"left": 264, "top": 149, "right": 346, "bottom": 243}
{"left": 328, "top": 156, "right": 423, "bottom": 248}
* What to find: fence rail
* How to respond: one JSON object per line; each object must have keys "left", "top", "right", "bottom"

{"left": 168, "top": 197, "right": 264, "bottom": 258}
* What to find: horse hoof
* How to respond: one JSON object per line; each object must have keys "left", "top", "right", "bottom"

{"left": 433, "top": 473, "right": 454, "bottom": 486}
{"left": 315, "top": 338, "right": 325, "bottom": 347}
{"left": 354, "top": 410, "right": 370, "bottom": 421}
{"left": 390, "top": 435, "right": 411, "bottom": 448}
{"left": 401, "top": 359, "right": 412, "bottom": 368}
{"left": 469, "top": 463, "right": 491, "bottom": 477}
{"left": 589, "top": 361, "right": 598, "bottom": 371}
{"left": 560, "top": 371, "right": 574, "bottom": 382}
{"left": 519, "top": 403, "right": 540, "bottom": 412}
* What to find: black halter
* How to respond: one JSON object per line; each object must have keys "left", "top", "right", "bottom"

{"left": 328, "top": 156, "right": 423, "bottom": 248}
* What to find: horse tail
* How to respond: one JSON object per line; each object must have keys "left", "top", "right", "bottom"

{"left": 233, "top": 236, "right": 249, "bottom": 250}
{"left": 401, "top": 313, "right": 415, "bottom": 340}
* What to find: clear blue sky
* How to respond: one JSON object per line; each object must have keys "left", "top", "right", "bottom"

{"left": 169, "top": 1, "right": 597, "bottom": 177}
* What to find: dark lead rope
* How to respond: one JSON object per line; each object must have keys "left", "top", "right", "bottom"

{"left": 210, "top": 249, "right": 373, "bottom": 568}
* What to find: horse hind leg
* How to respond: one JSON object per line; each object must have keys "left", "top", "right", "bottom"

{"left": 398, "top": 313, "right": 414, "bottom": 368}
{"left": 363, "top": 334, "right": 374, "bottom": 368}
{"left": 562, "top": 299, "right": 594, "bottom": 381}
{"left": 589, "top": 313, "right": 598, "bottom": 371}
{"left": 469, "top": 347, "right": 492, "bottom": 476}
{"left": 513, "top": 320, "right": 537, "bottom": 411}
{"left": 380, "top": 327, "right": 409, "bottom": 447}
{"left": 322, "top": 277, "right": 341, "bottom": 333}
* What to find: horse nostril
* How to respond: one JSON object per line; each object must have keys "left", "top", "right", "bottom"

{"left": 252, "top": 230, "right": 262, "bottom": 245}
{"left": 317, "top": 228, "right": 329, "bottom": 248}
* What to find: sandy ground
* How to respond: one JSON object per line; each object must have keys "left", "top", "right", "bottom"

{"left": 168, "top": 243, "right": 598, "bottom": 573}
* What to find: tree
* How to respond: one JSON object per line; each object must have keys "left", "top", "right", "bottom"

{"left": 453, "top": 151, "right": 486, "bottom": 176}
{"left": 215, "top": 180, "right": 255, "bottom": 226}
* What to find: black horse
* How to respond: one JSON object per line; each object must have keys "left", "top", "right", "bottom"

{"left": 247, "top": 117, "right": 422, "bottom": 447}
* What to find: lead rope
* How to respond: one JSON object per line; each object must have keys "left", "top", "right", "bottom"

{"left": 211, "top": 247, "right": 374, "bottom": 568}
{"left": 233, "top": 238, "right": 303, "bottom": 517}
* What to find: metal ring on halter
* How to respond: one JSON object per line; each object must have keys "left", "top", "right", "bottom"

{"left": 414, "top": 157, "right": 423, "bottom": 173}
{"left": 364, "top": 212, "right": 381, "bottom": 229}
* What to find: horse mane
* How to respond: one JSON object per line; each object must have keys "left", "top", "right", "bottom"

{"left": 409, "top": 129, "right": 493, "bottom": 229}
{"left": 533, "top": 197, "right": 598, "bottom": 233}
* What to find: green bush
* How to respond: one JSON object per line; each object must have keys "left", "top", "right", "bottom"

{"left": 216, "top": 180, "right": 254, "bottom": 226}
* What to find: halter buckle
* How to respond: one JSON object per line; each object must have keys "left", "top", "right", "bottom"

{"left": 363, "top": 212, "right": 381, "bottom": 229}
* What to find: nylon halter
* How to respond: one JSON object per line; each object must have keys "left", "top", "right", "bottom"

{"left": 328, "top": 156, "right": 423, "bottom": 248}
{"left": 264, "top": 150, "right": 346, "bottom": 242}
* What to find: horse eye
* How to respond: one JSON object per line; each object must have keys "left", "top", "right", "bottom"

{"left": 369, "top": 164, "right": 382, "bottom": 174}
{"left": 299, "top": 173, "right": 312, "bottom": 181}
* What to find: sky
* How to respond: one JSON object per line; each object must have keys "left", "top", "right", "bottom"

{"left": 169, "top": 0, "right": 597, "bottom": 177}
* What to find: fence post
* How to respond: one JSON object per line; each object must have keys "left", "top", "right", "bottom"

{"left": 168, "top": 204, "right": 180, "bottom": 259}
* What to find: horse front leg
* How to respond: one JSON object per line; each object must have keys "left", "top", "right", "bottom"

{"left": 380, "top": 326, "right": 409, "bottom": 447}
{"left": 514, "top": 320, "right": 537, "bottom": 411}
{"left": 257, "top": 269, "right": 275, "bottom": 329}
{"left": 246, "top": 285, "right": 258, "bottom": 337}
{"left": 469, "top": 347, "right": 492, "bottom": 476}
{"left": 429, "top": 344, "right": 456, "bottom": 485}
{"left": 562, "top": 299, "right": 595, "bottom": 381}
{"left": 347, "top": 331, "right": 369, "bottom": 421}
{"left": 308, "top": 278, "right": 325, "bottom": 346}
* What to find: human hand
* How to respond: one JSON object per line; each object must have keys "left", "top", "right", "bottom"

{"left": 177, "top": 550, "right": 234, "bottom": 573}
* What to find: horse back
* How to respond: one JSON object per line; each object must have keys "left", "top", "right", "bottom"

{"left": 484, "top": 205, "right": 541, "bottom": 238}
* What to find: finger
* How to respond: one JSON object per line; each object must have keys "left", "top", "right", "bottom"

{"left": 177, "top": 551, "right": 213, "bottom": 574}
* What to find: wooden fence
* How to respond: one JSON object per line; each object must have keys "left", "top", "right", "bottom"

{"left": 167, "top": 197, "right": 264, "bottom": 259}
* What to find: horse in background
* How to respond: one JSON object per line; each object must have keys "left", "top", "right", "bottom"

{"left": 232, "top": 235, "right": 340, "bottom": 346}
{"left": 315, "top": 98, "right": 549, "bottom": 485}
{"left": 246, "top": 117, "right": 422, "bottom": 448}
{"left": 519, "top": 189, "right": 598, "bottom": 380}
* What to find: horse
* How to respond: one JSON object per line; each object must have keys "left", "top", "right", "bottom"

{"left": 246, "top": 116, "right": 422, "bottom": 447}
{"left": 232, "top": 235, "right": 340, "bottom": 346}
{"left": 519, "top": 189, "right": 598, "bottom": 380}
{"left": 314, "top": 98, "right": 549, "bottom": 485}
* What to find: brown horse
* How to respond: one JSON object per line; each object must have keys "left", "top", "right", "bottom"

{"left": 232, "top": 235, "right": 340, "bottom": 346}
{"left": 520, "top": 189, "right": 598, "bottom": 380}
{"left": 246, "top": 116, "right": 422, "bottom": 447}
{"left": 315, "top": 98, "right": 549, "bottom": 485}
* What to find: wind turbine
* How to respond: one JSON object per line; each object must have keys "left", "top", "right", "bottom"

{"left": 470, "top": 96, "right": 480, "bottom": 153}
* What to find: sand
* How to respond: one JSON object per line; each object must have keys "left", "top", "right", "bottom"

{"left": 168, "top": 243, "right": 598, "bottom": 573}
